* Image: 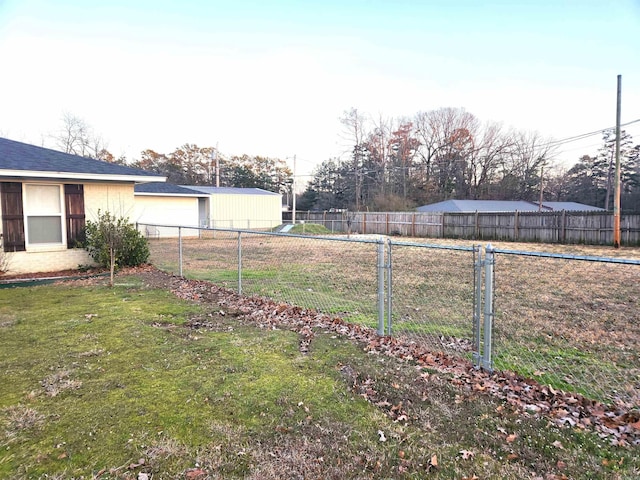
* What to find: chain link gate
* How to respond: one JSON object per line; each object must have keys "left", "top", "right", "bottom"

{"left": 383, "top": 239, "right": 481, "bottom": 366}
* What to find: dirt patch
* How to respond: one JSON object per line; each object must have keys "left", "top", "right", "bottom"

{"left": 41, "top": 369, "right": 82, "bottom": 397}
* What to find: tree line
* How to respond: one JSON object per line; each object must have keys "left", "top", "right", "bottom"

{"left": 53, "top": 114, "right": 292, "bottom": 196}
{"left": 131, "top": 147, "right": 292, "bottom": 195}
{"left": 53, "top": 111, "right": 640, "bottom": 212}
{"left": 298, "top": 108, "right": 640, "bottom": 212}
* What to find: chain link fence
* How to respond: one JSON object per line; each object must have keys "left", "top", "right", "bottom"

{"left": 145, "top": 226, "right": 384, "bottom": 331}
{"left": 139, "top": 223, "right": 640, "bottom": 408}
{"left": 491, "top": 248, "right": 640, "bottom": 407}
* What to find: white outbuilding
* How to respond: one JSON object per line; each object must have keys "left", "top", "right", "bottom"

{"left": 181, "top": 185, "right": 282, "bottom": 230}
{"left": 134, "top": 183, "right": 282, "bottom": 236}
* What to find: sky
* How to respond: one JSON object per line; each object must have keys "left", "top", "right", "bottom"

{"left": 1, "top": 0, "right": 639, "bottom": 182}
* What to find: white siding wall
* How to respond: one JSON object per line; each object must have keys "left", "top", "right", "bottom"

{"left": 210, "top": 193, "right": 282, "bottom": 230}
{"left": 133, "top": 195, "right": 200, "bottom": 238}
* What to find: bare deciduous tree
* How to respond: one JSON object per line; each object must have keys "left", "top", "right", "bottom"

{"left": 54, "top": 113, "right": 110, "bottom": 160}
{"left": 340, "top": 108, "right": 369, "bottom": 210}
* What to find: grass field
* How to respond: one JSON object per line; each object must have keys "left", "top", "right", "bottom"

{"left": 1, "top": 273, "right": 639, "bottom": 478}
{"left": 147, "top": 230, "right": 640, "bottom": 407}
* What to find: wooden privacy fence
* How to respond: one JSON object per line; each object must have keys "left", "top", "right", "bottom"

{"left": 284, "top": 210, "right": 640, "bottom": 245}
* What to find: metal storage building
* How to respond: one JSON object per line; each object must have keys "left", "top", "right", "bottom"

{"left": 134, "top": 183, "right": 282, "bottom": 236}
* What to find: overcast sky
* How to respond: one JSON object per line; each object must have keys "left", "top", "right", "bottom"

{"left": 1, "top": 0, "right": 639, "bottom": 180}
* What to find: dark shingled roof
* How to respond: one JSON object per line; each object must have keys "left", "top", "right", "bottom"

{"left": 135, "top": 184, "right": 281, "bottom": 196}
{"left": 0, "top": 137, "right": 163, "bottom": 179}
{"left": 135, "top": 182, "right": 209, "bottom": 195}
{"left": 180, "top": 185, "right": 280, "bottom": 196}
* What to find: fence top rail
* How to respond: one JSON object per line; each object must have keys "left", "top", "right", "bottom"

{"left": 138, "top": 222, "right": 386, "bottom": 245}
{"left": 137, "top": 222, "right": 201, "bottom": 229}
{"left": 389, "top": 239, "right": 477, "bottom": 252}
{"left": 490, "top": 247, "right": 640, "bottom": 265}
{"left": 241, "top": 230, "right": 386, "bottom": 245}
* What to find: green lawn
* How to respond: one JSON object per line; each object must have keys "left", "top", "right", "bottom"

{"left": 0, "top": 274, "right": 637, "bottom": 479}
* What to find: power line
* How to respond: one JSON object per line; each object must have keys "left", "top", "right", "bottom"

{"left": 554, "top": 141, "right": 604, "bottom": 155}
{"left": 546, "top": 118, "right": 640, "bottom": 148}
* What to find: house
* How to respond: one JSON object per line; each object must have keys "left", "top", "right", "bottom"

{"left": 0, "top": 137, "right": 165, "bottom": 275}
{"left": 133, "top": 183, "right": 282, "bottom": 236}
{"left": 416, "top": 199, "right": 604, "bottom": 213}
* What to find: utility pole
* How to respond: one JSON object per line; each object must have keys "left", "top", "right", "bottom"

{"left": 538, "top": 165, "right": 544, "bottom": 211}
{"left": 292, "top": 154, "right": 297, "bottom": 225}
{"left": 613, "top": 75, "right": 622, "bottom": 248}
{"left": 355, "top": 146, "right": 361, "bottom": 212}
{"left": 215, "top": 142, "right": 220, "bottom": 187}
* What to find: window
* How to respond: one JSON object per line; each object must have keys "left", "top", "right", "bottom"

{"left": 24, "top": 184, "right": 64, "bottom": 245}
{"left": 1, "top": 182, "right": 85, "bottom": 252}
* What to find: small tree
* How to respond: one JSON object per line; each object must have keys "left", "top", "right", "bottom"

{"left": 84, "top": 211, "right": 150, "bottom": 286}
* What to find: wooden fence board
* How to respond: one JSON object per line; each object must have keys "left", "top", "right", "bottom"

{"left": 283, "top": 211, "right": 640, "bottom": 245}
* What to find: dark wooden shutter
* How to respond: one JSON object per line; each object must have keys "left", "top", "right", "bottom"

{"left": 1, "top": 182, "right": 26, "bottom": 252}
{"left": 64, "top": 184, "right": 86, "bottom": 248}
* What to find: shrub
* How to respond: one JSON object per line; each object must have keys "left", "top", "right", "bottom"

{"left": 84, "top": 211, "right": 149, "bottom": 272}
{"left": 119, "top": 223, "right": 151, "bottom": 267}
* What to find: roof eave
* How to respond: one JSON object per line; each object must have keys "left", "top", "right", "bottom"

{"left": 0, "top": 169, "right": 166, "bottom": 183}
{"left": 134, "top": 192, "right": 207, "bottom": 198}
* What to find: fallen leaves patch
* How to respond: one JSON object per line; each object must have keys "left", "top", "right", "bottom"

{"left": 144, "top": 268, "right": 640, "bottom": 447}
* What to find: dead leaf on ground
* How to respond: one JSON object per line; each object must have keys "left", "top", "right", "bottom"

{"left": 459, "top": 449, "right": 475, "bottom": 460}
{"left": 185, "top": 468, "right": 207, "bottom": 479}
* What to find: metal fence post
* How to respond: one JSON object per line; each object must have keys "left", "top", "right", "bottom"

{"left": 178, "top": 226, "right": 183, "bottom": 277}
{"left": 472, "top": 245, "right": 483, "bottom": 368}
{"left": 237, "top": 231, "right": 243, "bottom": 295}
{"left": 386, "top": 239, "right": 393, "bottom": 336}
{"left": 482, "top": 244, "right": 495, "bottom": 372}
{"left": 377, "top": 239, "right": 385, "bottom": 336}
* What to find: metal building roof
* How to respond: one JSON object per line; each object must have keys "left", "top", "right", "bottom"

{"left": 416, "top": 199, "right": 603, "bottom": 213}
{"left": 540, "top": 202, "right": 604, "bottom": 212}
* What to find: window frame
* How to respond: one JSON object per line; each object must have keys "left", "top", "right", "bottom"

{"left": 22, "top": 182, "right": 67, "bottom": 249}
